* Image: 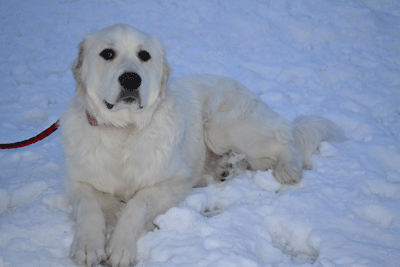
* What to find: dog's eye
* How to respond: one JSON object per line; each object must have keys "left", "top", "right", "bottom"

{"left": 138, "top": 50, "right": 151, "bottom": 62}
{"left": 100, "top": 49, "right": 116, "bottom": 61}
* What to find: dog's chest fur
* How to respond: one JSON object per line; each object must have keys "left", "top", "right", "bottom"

{"left": 62, "top": 95, "right": 201, "bottom": 199}
{"left": 100, "top": 118, "right": 183, "bottom": 196}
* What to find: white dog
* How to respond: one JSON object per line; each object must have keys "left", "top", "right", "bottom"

{"left": 61, "top": 24, "right": 344, "bottom": 267}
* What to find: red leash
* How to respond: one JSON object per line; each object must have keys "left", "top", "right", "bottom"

{"left": 0, "top": 120, "right": 60, "bottom": 149}
{"left": 0, "top": 111, "right": 97, "bottom": 149}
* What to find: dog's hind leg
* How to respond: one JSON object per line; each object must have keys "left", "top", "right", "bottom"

{"left": 203, "top": 79, "right": 303, "bottom": 184}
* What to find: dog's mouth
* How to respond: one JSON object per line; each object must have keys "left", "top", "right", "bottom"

{"left": 118, "top": 90, "right": 141, "bottom": 107}
{"left": 121, "top": 96, "right": 136, "bottom": 103}
{"left": 104, "top": 92, "right": 142, "bottom": 110}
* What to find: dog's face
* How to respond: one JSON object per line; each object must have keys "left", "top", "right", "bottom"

{"left": 72, "top": 24, "right": 171, "bottom": 127}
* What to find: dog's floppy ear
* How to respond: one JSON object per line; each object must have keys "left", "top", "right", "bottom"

{"left": 150, "top": 35, "right": 172, "bottom": 98}
{"left": 160, "top": 56, "right": 172, "bottom": 98}
{"left": 71, "top": 41, "right": 86, "bottom": 96}
{"left": 149, "top": 36, "right": 172, "bottom": 98}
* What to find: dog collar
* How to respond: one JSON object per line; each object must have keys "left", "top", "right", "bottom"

{"left": 86, "top": 111, "right": 98, "bottom": 126}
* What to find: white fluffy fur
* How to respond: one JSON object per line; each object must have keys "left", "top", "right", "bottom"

{"left": 61, "top": 24, "right": 344, "bottom": 267}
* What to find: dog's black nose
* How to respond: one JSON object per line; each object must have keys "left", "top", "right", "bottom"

{"left": 118, "top": 72, "right": 142, "bottom": 91}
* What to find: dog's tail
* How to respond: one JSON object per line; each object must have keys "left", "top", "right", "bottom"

{"left": 293, "top": 115, "right": 345, "bottom": 169}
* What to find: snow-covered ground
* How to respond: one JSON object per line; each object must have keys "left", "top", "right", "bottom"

{"left": 1, "top": 0, "right": 400, "bottom": 266}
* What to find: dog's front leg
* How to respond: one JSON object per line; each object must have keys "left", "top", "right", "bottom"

{"left": 69, "top": 183, "right": 107, "bottom": 266}
{"left": 106, "top": 175, "right": 192, "bottom": 267}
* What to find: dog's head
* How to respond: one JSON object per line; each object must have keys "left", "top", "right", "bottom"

{"left": 72, "top": 24, "right": 172, "bottom": 127}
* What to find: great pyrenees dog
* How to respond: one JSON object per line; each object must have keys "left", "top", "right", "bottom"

{"left": 61, "top": 24, "right": 344, "bottom": 266}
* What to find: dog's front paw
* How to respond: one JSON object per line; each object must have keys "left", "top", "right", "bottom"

{"left": 106, "top": 230, "right": 137, "bottom": 267}
{"left": 70, "top": 231, "right": 106, "bottom": 266}
{"left": 273, "top": 160, "right": 302, "bottom": 184}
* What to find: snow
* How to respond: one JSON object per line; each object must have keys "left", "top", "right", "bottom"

{"left": 1, "top": 0, "right": 400, "bottom": 266}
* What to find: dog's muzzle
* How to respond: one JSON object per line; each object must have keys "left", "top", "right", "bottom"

{"left": 118, "top": 72, "right": 141, "bottom": 104}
